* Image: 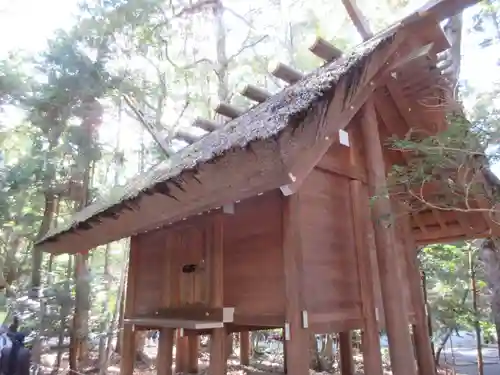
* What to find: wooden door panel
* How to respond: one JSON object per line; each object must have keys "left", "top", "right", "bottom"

{"left": 169, "top": 224, "right": 209, "bottom": 307}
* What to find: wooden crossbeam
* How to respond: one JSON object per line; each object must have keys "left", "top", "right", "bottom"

{"left": 415, "top": 223, "right": 487, "bottom": 245}
{"left": 144, "top": 306, "right": 235, "bottom": 322}
{"left": 193, "top": 117, "right": 220, "bottom": 132}
{"left": 437, "top": 56, "right": 454, "bottom": 76}
{"left": 214, "top": 102, "right": 244, "bottom": 119}
{"left": 431, "top": 209, "right": 448, "bottom": 231}
{"left": 268, "top": 61, "right": 304, "bottom": 84}
{"left": 308, "top": 36, "right": 343, "bottom": 61}
{"left": 239, "top": 84, "right": 271, "bottom": 103}
{"left": 409, "top": 0, "right": 480, "bottom": 22}
{"left": 389, "top": 43, "right": 434, "bottom": 72}
{"left": 475, "top": 196, "right": 500, "bottom": 235}
{"left": 175, "top": 128, "right": 205, "bottom": 144}
{"left": 411, "top": 212, "right": 429, "bottom": 236}
{"left": 373, "top": 91, "right": 409, "bottom": 139}
{"left": 399, "top": 68, "right": 443, "bottom": 93}
{"left": 341, "top": 0, "right": 373, "bottom": 40}
{"left": 166, "top": 117, "right": 220, "bottom": 148}
{"left": 456, "top": 213, "right": 477, "bottom": 237}
{"left": 412, "top": 209, "right": 455, "bottom": 227}
{"left": 124, "top": 318, "right": 224, "bottom": 330}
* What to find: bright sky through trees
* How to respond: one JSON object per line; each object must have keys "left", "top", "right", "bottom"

{"left": 1, "top": 0, "right": 498, "bottom": 172}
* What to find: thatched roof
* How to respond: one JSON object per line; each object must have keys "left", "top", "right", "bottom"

{"left": 35, "top": 31, "right": 398, "bottom": 248}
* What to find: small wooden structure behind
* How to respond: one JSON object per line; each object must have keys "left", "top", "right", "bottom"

{"left": 35, "top": 1, "right": 490, "bottom": 375}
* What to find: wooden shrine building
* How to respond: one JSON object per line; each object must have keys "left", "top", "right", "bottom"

{"left": 35, "top": 1, "right": 494, "bottom": 375}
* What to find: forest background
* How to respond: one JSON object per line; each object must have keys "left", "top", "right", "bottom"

{"left": 0, "top": 0, "right": 499, "bottom": 374}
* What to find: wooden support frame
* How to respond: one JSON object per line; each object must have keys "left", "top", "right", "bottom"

{"left": 410, "top": 0, "right": 480, "bottom": 22}
{"left": 215, "top": 102, "right": 244, "bottom": 119}
{"left": 175, "top": 329, "right": 189, "bottom": 373}
{"left": 282, "top": 194, "right": 309, "bottom": 375}
{"left": 239, "top": 331, "right": 250, "bottom": 365}
{"left": 339, "top": 331, "right": 355, "bottom": 375}
{"left": 120, "top": 239, "right": 140, "bottom": 375}
{"left": 124, "top": 317, "right": 225, "bottom": 329}
{"left": 193, "top": 117, "right": 220, "bottom": 132}
{"left": 225, "top": 333, "right": 233, "bottom": 361}
{"left": 341, "top": 0, "right": 373, "bottom": 40}
{"left": 360, "top": 99, "right": 417, "bottom": 375}
{"left": 412, "top": 212, "right": 429, "bottom": 237}
{"left": 268, "top": 61, "right": 304, "bottom": 84}
{"left": 175, "top": 127, "right": 204, "bottom": 144}
{"left": 157, "top": 328, "right": 174, "bottom": 375}
{"left": 138, "top": 306, "right": 235, "bottom": 322}
{"left": 456, "top": 213, "right": 476, "bottom": 237}
{"left": 208, "top": 213, "right": 227, "bottom": 375}
{"left": 399, "top": 204, "right": 436, "bottom": 375}
{"left": 239, "top": 84, "right": 271, "bottom": 103}
{"left": 187, "top": 335, "right": 199, "bottom": 373}
{"left": 475, "top": 195, "right": 500, "bottom": 235}
{"left": 389, "top": 43, "right": 434, "bottom": 72}
{"left": 431, "top": 209, "right": 448, "bottom": 231}
{"left": 308, "top": 36, "right": 343, "bottom": 61}
{"left": 350, "top": 179, "right": 383, "bottom": 375}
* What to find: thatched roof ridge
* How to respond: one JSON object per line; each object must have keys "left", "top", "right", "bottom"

{"left": 36, "top": 32, "right": 397, "bottom": 246}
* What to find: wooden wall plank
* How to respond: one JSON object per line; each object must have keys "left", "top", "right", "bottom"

{"left": 300, "top": 169, "right": 362, "bottom": 325}
{"left": 132, "top": 230, "right": 167, "bottom": 314}
{"left": 223, "top": 191, "right": 284, "bottom": 318}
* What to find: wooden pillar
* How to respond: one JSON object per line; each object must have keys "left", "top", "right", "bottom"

{"left": 282, "top": 195, "right": 309, "bottom": 375}
{"left": 339, "top": 331, "right": 354, "bottom": 375}
{"left": 175, "top": 330, "right": 189, "bottom": 373}
{"left": 350, "top": 179, "right": 383, "bottom": 375}
{"left": 120, "top": 325, "right": 136, "bottom": 375}
{"left": 210, "top": 329, "right": 227, "bottom": 375}
{"left": 157, "top": 328, "right": 174, "bottom": 375}
{"left": 209, "top": 213, "right": 226, "bottom": 375}
{"left": 360, "top": 99, "right": 417, "bottom": 375}
{"left": 400, "top": 209, "right": 436, "bottom": 375}
{"left": 283, "top": 330, "right": 288, "bottom": 374}
{"left": 187, "top": 334, "right": 199, "bottom": 373}
{"left": 421, "top": 271, "right": 435, "bottom": 357}
{"left": 225, "top": 333, "right": 233, "bottom": 360}
{"left": 120, "top": 239, "right": 139, "bottom": 375}
{"left": 239, "top": 331, "right": 250, "bottom": 366}
{"left": 411, "top": 325, "right": 418, "bottom": 357}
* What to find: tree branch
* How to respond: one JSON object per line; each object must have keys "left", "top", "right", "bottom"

{"left": 173, "top": 0, "right": 217, "bottom": 18}
{"left": 227, "top": 35, "right": 268, "bottom": 62}
{"left": 121, "top": 94, "right": 171, "bottom": 157}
